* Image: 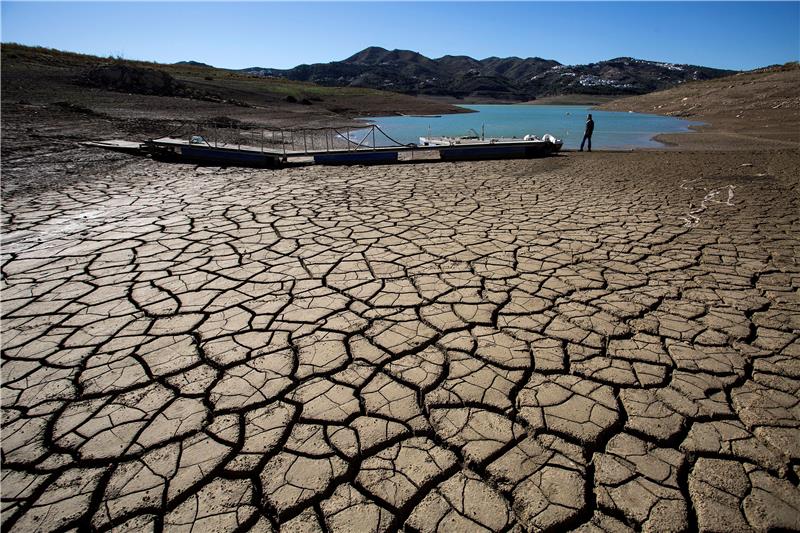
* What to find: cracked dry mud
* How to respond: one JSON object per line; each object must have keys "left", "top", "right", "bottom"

{"left": 2, "top": 151, "right": 799, "bottom": 532}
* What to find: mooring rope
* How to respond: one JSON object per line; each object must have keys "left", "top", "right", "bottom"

{"left": 373, "top": 124, "right": 417, "bottom": 148}
{"left": 332, "top": 125, "right": 416, "bottom": 149}
{"left": 151, "top": 120, "right": 189, "bottom": 141}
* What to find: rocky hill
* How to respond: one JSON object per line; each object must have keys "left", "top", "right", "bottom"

{"left": 241, "top": 46, "right": 735, "bottom": 101}
{"left": 174, "top": 60, "right": 215, "bottom": 68}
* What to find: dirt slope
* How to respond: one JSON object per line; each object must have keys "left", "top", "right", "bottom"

{"left": 600, "top": 63, "right": 800, "bottom": 149}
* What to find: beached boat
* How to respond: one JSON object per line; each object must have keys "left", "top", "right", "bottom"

{"left": 419, "top": 133, "right": 563, "bottom": 160}
{"left": 144, "top": 136, "right": 283, "bottom": 167}
{"left": 83, "top": 125, "right": 563, "bottom": 169}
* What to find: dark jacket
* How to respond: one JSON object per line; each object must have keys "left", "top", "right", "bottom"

{"left": 585, "top": 118, "right": 594, "bottom": 136}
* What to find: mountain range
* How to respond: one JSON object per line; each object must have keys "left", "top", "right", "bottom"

{"left": 236, "top": 46, "right": 736, "bottom": 101}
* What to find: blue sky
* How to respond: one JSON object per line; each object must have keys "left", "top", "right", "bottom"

{"left": 2, "top": 2, "right": 798, "bottom": 70}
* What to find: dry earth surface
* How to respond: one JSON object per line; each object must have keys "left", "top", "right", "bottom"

{"left": 2, "top": 148, "right": 799, "bottom": 532}
{"left": 3, "top": 49, "right": 800, "bottom": 532}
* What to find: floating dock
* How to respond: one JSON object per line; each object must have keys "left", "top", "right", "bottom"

{"left": 83, "top": 124, "right": 562, "bottom": 168}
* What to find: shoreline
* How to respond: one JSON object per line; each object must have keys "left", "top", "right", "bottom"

{"left": 3, "top": 55, "right": 797, "bottom": 199}
{"left": 596, "top": 63, "right": 799, "bottom": 151}
{"left": 355, "top": 103, "right": 706, "bottom": 152}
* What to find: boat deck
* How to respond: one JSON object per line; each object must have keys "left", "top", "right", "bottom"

{"left": 81, "top": 140, "right": 146, "bottom": 153}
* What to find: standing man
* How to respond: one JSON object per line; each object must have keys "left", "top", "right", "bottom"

{"left": 580, "top": 113, "right": 594, "bottom": 152}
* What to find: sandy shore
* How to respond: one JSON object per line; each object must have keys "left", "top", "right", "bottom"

{"left": 2, "top": 144, "right": 799, "bottom": 531}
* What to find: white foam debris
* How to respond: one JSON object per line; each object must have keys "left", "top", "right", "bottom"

{"left": 681, "top": 182, "right": 737, "bottom": 228}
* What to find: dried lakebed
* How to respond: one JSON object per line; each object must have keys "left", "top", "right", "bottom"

{"left": 2, "top": 151, "right": 799, "bottom": 532}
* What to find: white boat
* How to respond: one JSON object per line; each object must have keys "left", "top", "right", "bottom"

{"left": 418, "top": 133, "right": 563, "bottom": 159}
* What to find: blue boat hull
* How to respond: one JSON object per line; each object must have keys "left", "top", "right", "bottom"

{"left": 439, "top": 142, "right": 559, "bottom": 161}
{"left": 314, "top": 151, "right": 398, "bottom": 165}
{"left": 148, "top": 142, "right": 282, "bottom": 167}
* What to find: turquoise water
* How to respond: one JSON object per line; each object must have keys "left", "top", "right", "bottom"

{"left": 359, "top": 104, "right": 700, "bottom": 149}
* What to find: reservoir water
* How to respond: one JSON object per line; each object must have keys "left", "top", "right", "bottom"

{"left": 359, "top": 104, "right": 700, "bottom": 150}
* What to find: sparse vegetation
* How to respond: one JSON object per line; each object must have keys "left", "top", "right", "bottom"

{"left": 1, "top": 42, "right": 466, "bottom": 131}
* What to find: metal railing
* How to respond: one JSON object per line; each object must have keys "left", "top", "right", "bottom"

{"left": 153, "top": 121, "right": 412, "bottom": 157}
